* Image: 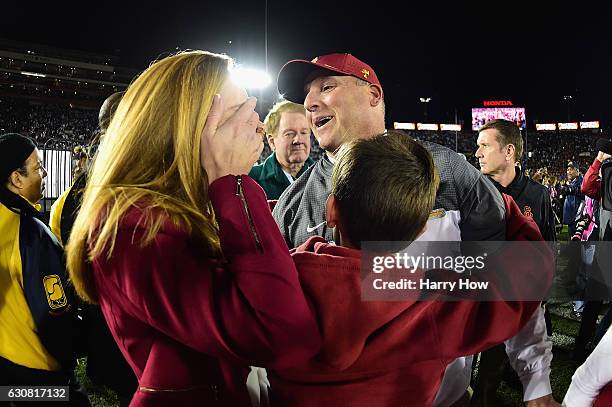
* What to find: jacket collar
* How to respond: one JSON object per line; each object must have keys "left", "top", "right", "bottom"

{"left": 259, "top": 152, "right": 314, "bottom": 182}
{"left": 492, "top": 167, "right": 527, "bottom": 196}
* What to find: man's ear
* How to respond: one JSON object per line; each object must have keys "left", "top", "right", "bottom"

{"left": 8, "top": 170, "right": 23, "bottom": 190}
{"left": 368, "top": 84, "right": 383, "bottom": 107}
{"left": 506, "top": 144, "right": 516, "bottom": 161}
{"left": 267, "top": 134, "right": 276, "bottom": 152}
{"left": 325, "top": 194, "right": 340, "bottom": 228}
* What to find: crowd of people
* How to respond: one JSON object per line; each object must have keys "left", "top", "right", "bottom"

{"left": 0, "top": 97, "right": 604, "bottom": 184}
{"left": 0, "top": 97, "right": 98, "bottom": 147}
{"left": 265, "top": 129, "right": 605, "bottom": 182}
{"left": 1, "top": 50, "right": 611, "bottom": 407}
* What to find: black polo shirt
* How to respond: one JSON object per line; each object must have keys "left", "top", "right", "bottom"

{"left": 490, "top": 168, "right": 556, "bottom": 241}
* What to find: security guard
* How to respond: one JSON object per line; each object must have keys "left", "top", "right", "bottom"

{"left": 473, "top": 119, "right": 558, "bottom": 406}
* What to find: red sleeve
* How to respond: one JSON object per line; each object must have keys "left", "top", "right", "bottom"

{"left": 595, "top": 383, "right": 612, "bottom": 407}
{"left": 432, "top": 245, "right": 552, "bottom": 358}
{"left": 430, "top": 195, "right": 553, "bottom": 358}
{"left": 582, "top": 159, "right": 602, "bottom": 201}
{"left": 99, "top": 175, "right": 321, "bottom": 369}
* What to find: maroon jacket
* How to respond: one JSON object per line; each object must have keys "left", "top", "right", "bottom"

{"left": 582, "top": 158, "right": 602, "bottom": 201}
{"left": 92, "top": 175, "right": 321, "bottom": 406}
{"left": 269, "top": 194, "right": 553, "bottom": 407}
{"left": 595, "top": 383, "right": 612, "bottom": 407}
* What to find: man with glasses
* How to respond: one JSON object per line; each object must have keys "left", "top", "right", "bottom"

{"left": 0, "top": 133, "right": 88, "bottom": 405}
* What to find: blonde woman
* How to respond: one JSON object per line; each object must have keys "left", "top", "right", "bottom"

{"left": 66, "top": 51, "right": 320, "bottom": 406}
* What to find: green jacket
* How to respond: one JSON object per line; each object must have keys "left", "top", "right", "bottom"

{"left": 249, "top": 152, "right": 314, "bottom": 200}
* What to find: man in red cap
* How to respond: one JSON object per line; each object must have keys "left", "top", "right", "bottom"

{"left": 272, "top": 53, "right": 558, "bottom": 406}
{"left": 277, "top": 53, "right": 385, "bottom": 157}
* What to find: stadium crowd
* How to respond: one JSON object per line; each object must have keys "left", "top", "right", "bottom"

{"left": 0, "top": 97, "right": 97, "bottom": 147}
{"left": 0, "top": 97, "right": 604, "bottom": 181}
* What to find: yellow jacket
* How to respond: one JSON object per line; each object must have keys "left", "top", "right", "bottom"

{"left": 0, "top": 201, "right": 61, "bottom": 370}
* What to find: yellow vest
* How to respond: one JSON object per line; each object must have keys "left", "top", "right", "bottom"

{"left": 0, "top": 203, "right": 60, "bottom": 371}
{"left": 49, "top": 186, "right": 71, "bottom": 245}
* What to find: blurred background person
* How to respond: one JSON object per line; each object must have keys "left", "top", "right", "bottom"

{"left": 562, "top": 162, "right": 584, "bottom": 238}
{"left": 50, "top": 91, "right": 138, "bottom": 407}
{"left": 71, "top": 145, "right": 89, "bottom": 180}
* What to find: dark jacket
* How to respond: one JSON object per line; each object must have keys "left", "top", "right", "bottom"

{"left": 563, "top": 175, "right": 584, "bottom": 224}
{"left": 249, "top": 152, "right": 314, "bottom": 200}
{"left": 490, "top": 168, "right": 556, "bottom": 241}
{"left": 92, "top": 175, "right": 321, "bottom": 406}
{"left": 0, "top": 189, "right": 82, "bottom": 372}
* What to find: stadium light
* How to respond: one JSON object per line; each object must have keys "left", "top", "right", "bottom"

{"left": 558, "top": 122, "right": 578, "bottom": 130}
{"left": 417, "top": 123, "right": 439, "bottom": 131}
{"left": 440, "top": 124, "right": 462, "bottom": 131}
{"left": 419, "top": 97, "right": 432, "bottom": 121}
{"left": 536, "top": 123, "right": 556, "bottom": 131}
{"left": 394, "top": 122, "right": 416, "bottom": 130}
{"left": 20, "top": 71, "right": 46, "bottom": 78}
{"left": 562, "top": 95, "right": 573, "bottom": 122}
{"left": 580, "top": 121, "right": 600, "bottom": 129}
{"left": 231, "top": 67, "right": 272, "bottom": 89}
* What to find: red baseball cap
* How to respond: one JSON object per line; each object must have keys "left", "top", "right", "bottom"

{"left": 277, "top": 53, "right": 383, "bottom": 104}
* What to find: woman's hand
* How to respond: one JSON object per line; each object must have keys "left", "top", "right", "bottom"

{"left": 201, "top": 94, "right": 264, "bottom": 184}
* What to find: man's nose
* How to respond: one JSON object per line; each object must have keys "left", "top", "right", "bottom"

{"left": 304, "top": 91, "right": 319, "bottom": 113}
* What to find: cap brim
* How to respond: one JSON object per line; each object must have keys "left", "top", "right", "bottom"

{"left": 277, "top": 59, "right": 345, "bottom": 104}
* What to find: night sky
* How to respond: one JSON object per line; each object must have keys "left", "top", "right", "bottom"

{"left": 1, "top": 1, "right": 610, "bottom": 127}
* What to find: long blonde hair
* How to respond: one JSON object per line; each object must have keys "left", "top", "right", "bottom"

{"left": 66, "top": 50, "right": 230, "bottom": 303}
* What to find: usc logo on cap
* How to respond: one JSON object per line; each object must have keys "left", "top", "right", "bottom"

{"left": 43, "top": 275, "right": 67, "bottom": 310}
{"left": 361, "top": 69, "right": 370, "bottom": 79}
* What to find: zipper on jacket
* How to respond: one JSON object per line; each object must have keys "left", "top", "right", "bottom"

{"left": 211, "top": 384, "right": 220, "bottom": 401}
{"left": 236, "top": 176, "right": 263, "bottom": 252}
{"left": 138, "top": 385, "right": 200, "bottom": 393}
{"left": 139, "top": 384, "right": 220, "bottom": 400}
